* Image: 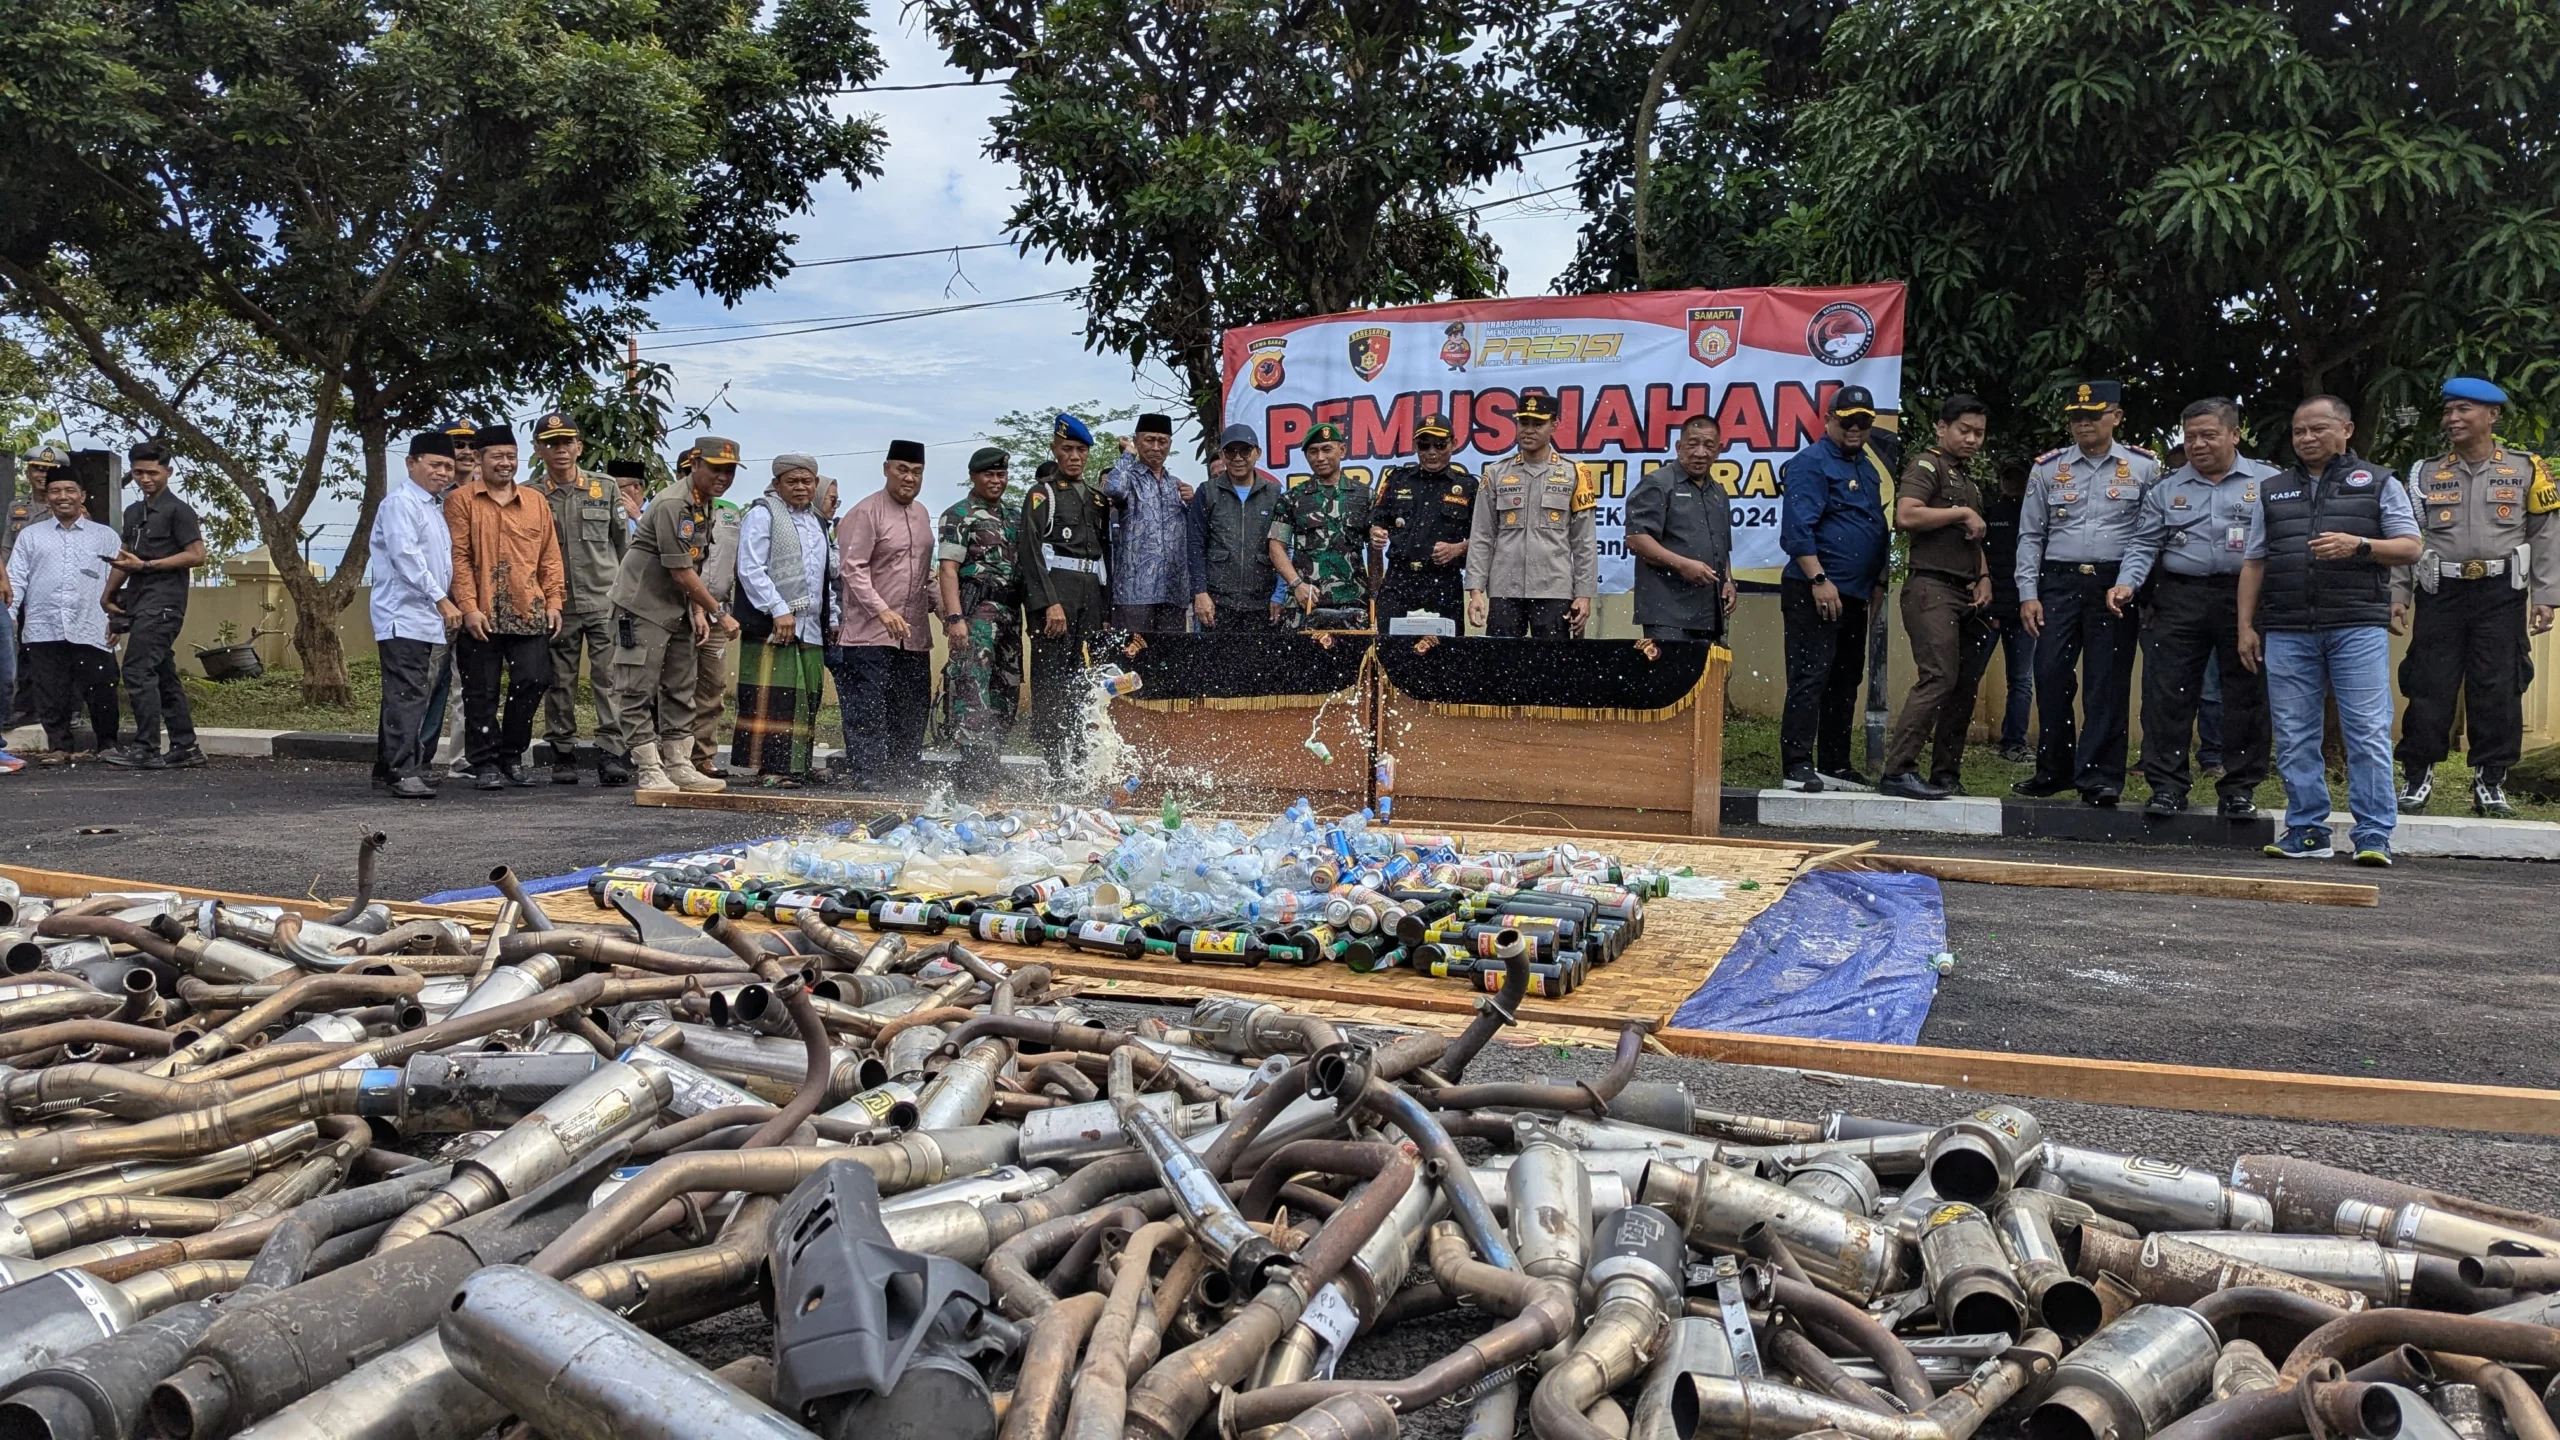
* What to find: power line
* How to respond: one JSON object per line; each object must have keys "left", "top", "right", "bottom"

{"left": 1522, "top": 136, "right": 1601, "bottom": 157}
{"left": 790, "top": 242, "right": 1013, "bottom": 269}
{"left": 830, "top": 78, "right": 1007, "bottom": 93}
{"left": 1461, "top": 180, "right": 1582, "bottom": 214}
{"left": 639, "top": 289, "right": 1081, "bottom": 350}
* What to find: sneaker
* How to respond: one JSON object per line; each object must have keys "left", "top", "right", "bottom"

{"left": 2144, "top": 791, "right": 2186, "bottom": 816}
{"left": 0, "top": 751, "right": 23, "bottom": 775}
{"left": 164, "top": 743, "right": 207, "bottom": 768}
{"left": 2473, "top": 772, "right": 2515, "bottom": 819}
{"left": 1780, "top": 764, "right": 1824, "bottom": 793}
{"left": 2218, "top": 794, "right": 2258, "bottom": 819}
{"left": 499, "top": 762, "right": 540, "bottom": 789}
{"left": 2263, "top": 826, "right": 2335, "bottom": 860}
{"left": 1879, "top": 772, "right": 1951, "bottom": 801}
{"left": 100, "top": 744, "right": 166, "bottom": 770}
{"left": 1998, "top": 743, "right": 2033, "bottom": 764}
{"left": 391, "top": 775, "right": 437, "bottom": 799}
{"left": 2397, "top": 766, "right": 2432, "bottom": 812}
{"left": 474, "top": 766, "right": 507, "bottom": 792}
{"left": 1816, "top": 768, "right": 1875, "bottom": 793}
{"left": 2352, "top": 845, "right": 2394, "bottom": 868}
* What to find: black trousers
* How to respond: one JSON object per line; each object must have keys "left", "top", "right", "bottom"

{"left": 2138, "top": 575, "right": 2268, "bottom": 803}
{"left": 1485, "top": 597, "right": 1572, "bottom": 638}
{"left": 26, "top": 641, "right": 118, "bottom": 753}
{"left": 1779, "top": 574, "right": 1871, "bottom": 773}
{"left": 1028, "top": 574, "right": 1109, "bottom": 775}
{"left": 1377, "top": 565, "right": 1463, "bottom": 623}
{"left": 2396, "top": 577, "right": 2531, "bottom": 774}
{"left": 2030, "top": 565, "right": 2139, "bottom": 794}
{"left": 374, "top": 638, "right": 446, "bottom": 782}
{"left": 834, "top": 645, "right": 931, "bottom": 782}
{"left": 457, "top": 630, "right": 554, "bottom": 771}
{"left": 1203, "top": 592, "right": 1274, "bottom": 632}
{"left": 120, "top": 601, "right": 195, "bottom": 751}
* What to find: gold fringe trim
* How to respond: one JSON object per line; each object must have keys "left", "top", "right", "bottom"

{"left": 1122, "top": 687, "right": 1360, "bottom": 714}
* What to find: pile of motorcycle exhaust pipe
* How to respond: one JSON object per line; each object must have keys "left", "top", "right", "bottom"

{"left": 0, "top": 856, "right": 2553, "bottom": 1440}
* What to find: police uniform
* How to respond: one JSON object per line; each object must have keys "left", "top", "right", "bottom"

{"left": 2013, "top": 381, "right": 2161, "bottom": 802}
{"left": 938, "top": 449, "right": 1024, "bottom": 789}
{"left": 530, "top": 415, "right": 629, "bottom": 779}
{"left": 1018, "top": 414, "right": 1112, "bottom": 777}
{"left": 1466, "top": 394, "right": 1598, "bottom": 638}
{"left": 2117, "top": 453, "right": 2279, "bottom": 812}
{"left": 1269, "top": 422, "right": 1375, "bottom": 629}
{"left": 1369, "top": 414, "right": 1476, "bottom": 623}
{"left": 2393, "top": 378, "right": 2560, "bottom": 810}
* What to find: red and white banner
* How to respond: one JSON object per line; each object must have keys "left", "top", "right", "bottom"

{"left": 1220, "top": 286, "right": 1906, "bottom": 589}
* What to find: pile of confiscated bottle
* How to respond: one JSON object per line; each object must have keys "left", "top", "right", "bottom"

{"left": 0, "top": 845, "right": 2551, "bottom": 1440}
{"left": 587, "top": 800, "right": 1661, "bottom": 997}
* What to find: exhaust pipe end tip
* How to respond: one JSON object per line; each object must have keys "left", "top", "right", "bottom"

{"left": 144, "top": 1361, "right": 233, "bottom": 1440}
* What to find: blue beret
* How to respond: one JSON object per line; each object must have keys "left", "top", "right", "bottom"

{"left": 2442, "top": 376, "right": 2508, "bottom": 405}
{"left": 1053, "top": 413, "right": 1094, "bottom": 445}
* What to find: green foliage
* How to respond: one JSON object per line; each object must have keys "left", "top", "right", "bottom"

{"left": 920, "top": 0, "right": 1552, "bottom": 442}
{"left": 985, "top": 401, "right": 1136, "bottom": 507}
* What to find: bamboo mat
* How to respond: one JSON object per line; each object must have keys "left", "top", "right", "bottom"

{"left": 445, "top": 827, "right": 1812, "bottom": 1030}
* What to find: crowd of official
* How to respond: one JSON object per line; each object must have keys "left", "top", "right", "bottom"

{"left": 5, "top": 372, "right": 2547, "bottom": 866}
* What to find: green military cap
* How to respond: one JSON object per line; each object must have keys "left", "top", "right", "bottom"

{"left": 968, "top": 446, "right": 1010, "bottom": 474}
{"left": 1305, "top": 422, "right": 1346, "bottom": 445}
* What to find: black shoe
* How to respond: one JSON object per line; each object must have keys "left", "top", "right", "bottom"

{"left": 474, "top": 767, "right": 507, "bottom": 791}
{"left": 101, "top": 744, "right": 165, "bottom": 770}
{"left": 1816, "top": 768, "right": 1875, "bottom": 793}
{"left": 551, "top": 759, "right": 581, "bottom": 785}
{"left": 596, "top": 754, "right": 633, "bottom": 786}
{"left": 1930, "top": 772, "right": 1965, "bottom": 796}
{"left": 1879, "top": 772, "right": 1950, "bottom": 801}
{"left": 164, "top": 743, "right": 206, "bottom": 768}
{"left": 392, "top": 775, "right": 436, "bottom": 799}
{"left": 2012, "top": 775, "right": 2071, "bottom": 797}
{"left": 2397, "top": 765, "right": 2432, "bottom": 811}
{"left": 2084, "top": 788, "right": 2121, "bottom": 807}
{"left": 2144, "top": 791, "right": 2186, "bottom": 816}
{"left": 1780, "top": 764, "right": 1823, "bottom": 793}
{"left": 500, "top": 762, "right": 539, "bottom": 789}
{"left": 2219, "top": 793, "right": 2259, "bottom": 819}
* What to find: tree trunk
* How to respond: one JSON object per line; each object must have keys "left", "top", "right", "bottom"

{"left": 282, "top": 567, "right": 355, "bottom": 705}
{"left": 1631, "top": 0, "right": 1714, "bottom": 287}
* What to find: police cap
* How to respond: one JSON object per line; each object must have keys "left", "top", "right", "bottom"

{"left": 2063, "top": 380, "right": 2123, "bottom": 415}
{"left": 2442, "top": 376, "right": 2508, "bottom": 406}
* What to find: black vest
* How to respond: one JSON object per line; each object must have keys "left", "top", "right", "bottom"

{"left": 2254, "top": 454, "right": 2393, "bottom": 632}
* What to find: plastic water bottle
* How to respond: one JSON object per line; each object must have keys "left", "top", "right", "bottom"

{"left": 1093, "top": 665, "right": 1143, "bottom": 697}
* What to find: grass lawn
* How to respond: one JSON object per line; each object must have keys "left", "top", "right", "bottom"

{"left": 1715, "top": 710, "right": 2560, "bottom": 823}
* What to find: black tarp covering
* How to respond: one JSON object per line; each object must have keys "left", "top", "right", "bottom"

{"left": 1374, "top": 635, "right": 1712, "bottom": 717}
{"left": 1111, "top": 629, "right": 1370, "bottom": 704}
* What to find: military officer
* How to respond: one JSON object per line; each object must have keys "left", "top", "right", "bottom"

{"left": 1268, "top": 422, "right": 1375, "bottom": 627}
{"left": 1465, "top": 390, "right": 1598, "bottom": 637}
{"left": 527, "top": 412, "right": 629, "bottom": 785}
{"left": 1367, "top": 413, "right": 1476, "bottom": 625}
{"left": 2392, "top": 376, "right": 2560, "bottom": 817}
{"left": 1017, "top": 413, "right": 1111, "bottom": 780}
{"left": 604, "top": 436, "right": 736, "bottom": 795}
{"left": 2014, "top": 379, "right": 2161, "bottom": 806}
{"left": 2108, "top": 397, "right": 2277, "bottom": 818}
{"left": 938, "top": 446, "right": 1024, "bottom": 794}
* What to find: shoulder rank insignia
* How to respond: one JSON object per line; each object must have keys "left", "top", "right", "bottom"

{"left": 2126, "top": 443, "right": 2158, "bottom": 460}
{"left": 2034, "top": 446, "right": 2067, "bottom": 465}
{"left": 2527, "top": 456, "right": 2558, "bottom": 515}
{"left": 1571, "top": 464, "right": 1603, "bottom": 513}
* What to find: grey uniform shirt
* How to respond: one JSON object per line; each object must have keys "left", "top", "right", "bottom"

{"left": 2014, "top": 441, "right": 2163, "bottom": 600}
{"left": 1625, "top": 460, "right": 1730, "bottom": 631}
{"left": 2395, "top": 447, "right": 2560, "bottom": 607}
{"left": 2117, "top": 457, "right": 2278, "bottom": 588}
{"left": 1465, "top": 455, "right": 1597, "bottom": 600}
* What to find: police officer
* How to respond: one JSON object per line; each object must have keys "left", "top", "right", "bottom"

{"left": 2108, "top": 397, "right": 2276, "bottom": 818}
{"left": 2393, "top": 377, "right": 2560, "bottom": 816}
{"left": 1466, "top": 391, "right": 1597, "bottom": 637}
{"left": 604, "top": 437, "right": 736, "bottom": 795}
{"left": 528, "top": 413, "right": 629, "bottom": 785}
{"left": 938, "top": 446, "right": 1023, "bottom": 794}
{"left": 1018, "top": 413, "right": 1111, "bottom": 780}
{"left": 1268, "top": 422, "right": 1374, "bottom": 628}
{"left": 2014, "top": 380, "right": 2160, "bottom": 806}
{"left": 1367, "top": 413, "right": 1476, "bottom": 624}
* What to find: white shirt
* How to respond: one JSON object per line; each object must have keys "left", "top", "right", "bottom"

{"left": 737, "top": 499, "right": 829, "bottom": 639}
{"left": 7, "top": 515, "right": 121, "bottom": 650}
{"left": 368, "top": 479, "right": 456, "bottom": 643}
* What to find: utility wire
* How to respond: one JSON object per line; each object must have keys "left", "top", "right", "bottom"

{"left": 639, "top": 289, "right": 1080, "bottom": 350}
{"left": 1460, "top": 180, "right": 1583, "bottom": 214}
{"left": 791, "top": 242, "right": 1014, "bottom": 269}
{"left": 829, "top": 78, "right": 1008, "bottom": 92}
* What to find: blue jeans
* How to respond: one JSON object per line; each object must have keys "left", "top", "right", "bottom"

{"left": 1990, "top": 610, "right": 2034, "bottom": 748}
{"left": 2262, "top": 626, "right": 2396, "bottom": 851}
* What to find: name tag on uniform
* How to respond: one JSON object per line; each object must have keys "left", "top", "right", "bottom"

{"left": 2226, "top": 526, "right": 2247, "bottom": 551}
{"left": 2171, "top": 494, "right": 2190, "bottom": 509}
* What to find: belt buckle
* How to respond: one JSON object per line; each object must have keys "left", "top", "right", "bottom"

{"left": 2461, "top": 559, "right": 2487, "bottom": 581}
{"left": 2076, "top": 563, "right": 2096, "bottom": 575}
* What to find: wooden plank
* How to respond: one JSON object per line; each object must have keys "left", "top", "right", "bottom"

{"left": 1802, "top": 840, "right": 1880, "bottom": 871}
{"left": 1688, "top": 652, "right": 1727, "bottom": 837}
{"left": 0, "top": 863, "right": 481, "bottom": 921}
{"left": 1653, "top": 1027, "right": 2560, "bottom": 1138}
{"left": 1044, "top": 952, "right": 1658, "bottom": 1033}
{"left": 1844, "top": 852, "right": 2378, "bottom": 908}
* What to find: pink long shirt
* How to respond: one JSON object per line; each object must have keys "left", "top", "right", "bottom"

{"left": 836, "top": 487, "right": 935, "bottom": 650}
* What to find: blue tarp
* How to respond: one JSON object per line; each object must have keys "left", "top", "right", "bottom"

{"left": 413, "top": 822, "right": 855, "bottom": 905}
{"left": 1668, "top": 871, "right": 1945, "bottom": 1045}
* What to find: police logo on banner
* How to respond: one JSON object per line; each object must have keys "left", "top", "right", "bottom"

{"left": 1248, "top": 337, "right": 1288, "bottom": 392}
{"left": 1440, "top": 321, "right": 1472, "bottom": 372}
{"left": 1807, "top": 302, "right": 1876, "bottom": 366}
{"left": 1348, "top": 328, "right": 1392, "bottom": 383}
{"left": 1687, "top": 306, "right": 1742, "bottom": 368}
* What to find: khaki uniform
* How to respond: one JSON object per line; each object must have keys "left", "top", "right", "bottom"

{"left": 690, "top": 500, "right": 740, "bottom": 768}
{"left": 1883, "top": 446, "right": 1993, "bottom": 781}
{"left": 536, "top": 465, "right": 626, "bottom": 754}
{"left": 606, "top": 489, "right": 716, "bottom": 753}
{"left": 1465, "top": 454, "right": 1597, "bottom": 637}
{"left": 2394, "top": 446, "right": 2560, "bottom": 776}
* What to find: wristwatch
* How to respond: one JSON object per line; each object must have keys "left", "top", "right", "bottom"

{"left": 1805, "top": 571, "right": 1831, "bottom": 586}
{"left": 2355, "top": 538, "right": 2373, "bottom": 559}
